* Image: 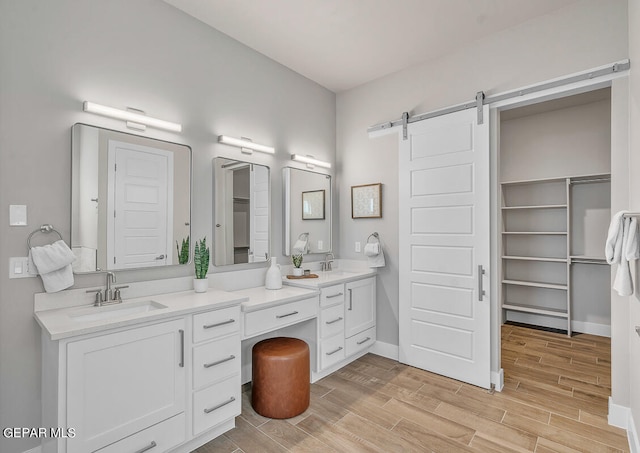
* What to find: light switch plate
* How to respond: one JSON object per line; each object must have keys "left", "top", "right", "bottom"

{"left": 9, "top": 205, "right": 27, "bottom": 226}
{"left": 9, "top": 257, "right": 35, "bottom": 279}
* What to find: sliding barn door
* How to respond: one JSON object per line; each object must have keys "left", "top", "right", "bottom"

{"left": 398, "top": 106, "right": 491, "bottom": 388}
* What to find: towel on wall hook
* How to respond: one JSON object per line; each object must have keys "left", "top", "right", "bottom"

{"left": 606, "top": 211, "right": 640, "bottom": 296}
{"left": 293, "top": 232, "right": 309, "bottom": 254}
{"left": 365, "top": 232, "right": 385, "bottom": 268}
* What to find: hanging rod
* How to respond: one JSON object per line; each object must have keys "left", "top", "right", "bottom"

{"left": 367, "top": 60, "right": 630, "bottom": 134}
{"left": 570, "top": 177, "right": 611, "bottom": 185}
{"left": 623, "top": 212, "right": 640, "bottom": 218}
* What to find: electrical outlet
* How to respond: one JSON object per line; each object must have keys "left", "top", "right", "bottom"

{"left": 9, "top": 257, "right": 35, "bottom": 279}
{"left": 318, "top": 240, "right": 323, "bottom": 250}
{"left": 355, "top": 242, "right": 361, "bottom": 253}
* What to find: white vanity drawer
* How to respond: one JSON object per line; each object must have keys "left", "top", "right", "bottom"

{"left": 320, "top": 283, "right": 345, "bottom": 307}
{"left": 193, "top": 334, "right": 240, "bottom": 389}
{"left": 193, "top": 374, "right": 241, "bottom": 436}
{"left": 346, "top": 326, "right": 376, "bottom": 357}
{"left": 320, "top": 303, "right": 344, "bottom": 339}
{"left": 320, "top": 334, "right": 345, "bottom": 370}
{"left": 244, "top": 297, "right": 317, "bottom": 338}
{"left": 193, "top": 305, "right": 240, "bottom": 343}
{"left": 94, "top": 412, "right": 185, "bottom": 453}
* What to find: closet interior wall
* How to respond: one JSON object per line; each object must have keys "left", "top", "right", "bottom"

{"left": 499, "top": 88, "right": 612, "bottom": 336}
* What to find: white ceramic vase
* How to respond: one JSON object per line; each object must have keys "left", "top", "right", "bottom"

{"left": 265, "top": 257, "right": 282, "bottom": 290}
{"left": 193, "top": 278, "right": 209, "bottom": 293}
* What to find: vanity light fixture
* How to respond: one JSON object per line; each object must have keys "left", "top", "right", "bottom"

{"left": 291, "top": 154, "right": 331, "bottom": 169}
{"left": 217, "top": 135, "right": 275, "bottom": 155}
{"left": 83, "top": 101, "right": 182, "bottom": 133}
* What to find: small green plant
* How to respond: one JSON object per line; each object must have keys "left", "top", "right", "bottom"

{"left": 292, "top": 254, "right": 303, "bottom": 268}
{"left": 194, "top": 237, "right": 210, "bottom": 279}
{"left": 176, "top": 236, "right": 189, "bottom": 265}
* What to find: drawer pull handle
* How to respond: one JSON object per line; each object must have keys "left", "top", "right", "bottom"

{"left": 357, "top": 336, "right": 372, "bottom": 345}
{"left": 326, "top": 292, "right": 343, "bottom": 299}
{"left": 276, "top": 311, "right": 299, "bottom": 319}
{"left": 134, "top": 441, "right": 157, "bottom": 453}
{"left": 326, "top": 346, "right": 343, "bottom": 356}
{"left": 204, "top": 355, "right": 236, "bottom": 368}
{"left": 203, "top": 319, "right": 235, "bottom": 329}
{"left": 178, "top": 330, "right": 184, "bottom": 368}
{"left": 348, "top": 289, "right": 353, "bottom": 310}
{"left": 204, "top": 396, "right": 236, "bottom": 414}
{"left": 326, "top": 317, "right": 343, "bottom": 325}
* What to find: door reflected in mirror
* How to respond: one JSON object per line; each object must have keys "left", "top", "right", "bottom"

{"left": 71, "top": 124, "right": 192, "bottom": 273}
{"left": 213, "top": 158, "right": 270, "bottom": 266}
{"left": 283, "top": 167, "right": 331, "bottom": 256}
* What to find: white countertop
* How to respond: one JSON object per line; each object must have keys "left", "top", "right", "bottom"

{"left": 233, "top": 285, "right": 320, "bottom": 313}
{"left": 35, "top": 289, "right": 248, "bottom": 341}
{"left": 283, "top": 268, "right": 377, "bottom": 289}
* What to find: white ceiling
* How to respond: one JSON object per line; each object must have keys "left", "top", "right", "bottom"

{"left": 164, "top": 0, "right": 579, "bottom": 93}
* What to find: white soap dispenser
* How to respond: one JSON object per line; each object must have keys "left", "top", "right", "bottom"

{"left": 265, "top": 256, "right": 282, "bottom": 290}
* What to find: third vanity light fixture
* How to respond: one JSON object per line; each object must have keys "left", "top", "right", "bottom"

{"left": 291, "top": 154, "right": 332, "bottom": 169}
{"left": 83, "top": 101, "right": 182, "bottom": 132}
{"left": 217, "top": 135, "right": 275, "bottom": 155}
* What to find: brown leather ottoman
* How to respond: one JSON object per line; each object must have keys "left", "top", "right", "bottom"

{"left": 251, "top": 337, "right": 310, "bottom": 419}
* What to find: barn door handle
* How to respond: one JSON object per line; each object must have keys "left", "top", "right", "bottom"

{"left": 477, "top": 265, "right": 486, "bottom": 301}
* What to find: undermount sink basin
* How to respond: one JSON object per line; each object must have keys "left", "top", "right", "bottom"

{"left": 322, "top": 270, "right": 356, "bottom": 276}
{"left": 69, "top": 300, "right": 167, "bottom": 323}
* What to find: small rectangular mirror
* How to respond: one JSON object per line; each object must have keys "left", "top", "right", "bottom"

{"left": 283, "top": 167, "right": 331, "bottom": 255}
{"left": 213, "top": 158, "right": 270, "bottom": 265}
{"left": 71, "top": 123, "right": 192, "bottom": 273}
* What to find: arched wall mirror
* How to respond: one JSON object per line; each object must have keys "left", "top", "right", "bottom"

{"left": 213, "top": 157, "right": 271, "bottom": 266}
{"left": 283, "top": 167, "right": 331, "bottom": 256}
{"left": 71, "top": 123, "right": 192, "bottom": 273}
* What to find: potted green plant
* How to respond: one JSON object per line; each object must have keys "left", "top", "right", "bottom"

{"left": 292, "top": 253, "right": 303, "bottom": 276}
{"left": 176, "top": 236, "right": 189, "bottom": 265}
{"left": 193, "top": 237, "right": 210, "bottom": 293}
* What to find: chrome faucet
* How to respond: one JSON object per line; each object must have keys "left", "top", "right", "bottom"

{"left": 322, "top": 253, "right": 335, "bottom": 271}
{"left": 86, "top": 272, "right": 129, "bottom": 307}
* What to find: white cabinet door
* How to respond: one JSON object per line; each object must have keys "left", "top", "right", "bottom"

{"left": 66, "top": 319, "right": 186, "bottom": 453}
{"left": 345, "top": 277, "right": 376, "bottom": 339}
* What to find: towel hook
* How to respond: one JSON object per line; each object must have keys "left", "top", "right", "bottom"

{"left": 27, "top": 224, "right": 63, "bottom": 249}
{"left": 367, "top": 232, "right": 379, "bottom": 243}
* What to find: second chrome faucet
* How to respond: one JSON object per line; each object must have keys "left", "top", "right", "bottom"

{"left": 86, "top": 272, "right": 129, "bottom": 307}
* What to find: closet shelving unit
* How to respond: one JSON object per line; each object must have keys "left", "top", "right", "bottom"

{"left": 500, "top": 173, "right": 610, "bottom": 336}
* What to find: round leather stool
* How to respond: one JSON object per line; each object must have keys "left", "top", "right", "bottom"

{"left": 251, "top": 337, "right": 310, "bottom": 419}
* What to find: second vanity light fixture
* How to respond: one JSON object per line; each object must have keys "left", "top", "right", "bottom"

{"left": 83, "top": 101, "right": 182, "bottom": 132}
{"left": 217, "top": 135, "right": 275, "bottom": 155}
{"left": 291, "top": 154, "right": 332, "bottom": 169}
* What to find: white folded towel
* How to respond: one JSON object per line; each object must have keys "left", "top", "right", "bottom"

{"left": 366, "top": 242, "right": 385, "bottom": 268}
{"left": 293, "top": 238, "right": 308, "bottom": 254}
{"left": 30, "top": 240, "right": 75, "bottom": 293}
{"left": 364, "top": 242, "right": 380, "bottom": 257}
{"left": 606, "top": 211, "right": 639, "bottom": 296}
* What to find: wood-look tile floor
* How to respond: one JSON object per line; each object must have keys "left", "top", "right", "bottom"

{"left": 195, "top": 324, "right": 629, "bottom": 452}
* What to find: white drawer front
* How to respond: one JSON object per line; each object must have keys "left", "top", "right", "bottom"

{"left": 244, "top": 297, "right": 318, "bottom": 338}
{"left": 346, "top": 326, "right": 376, "bottom": 357}
{"left": 94, "top": 412, "right": 185, "bottom": 453}
{"left": 193, "top": 374, "right": 241, "bottom": 436}
{"left": 320, "top": 283, "right": 345, "bottom": 307}
{"left": 320, "top": 303, "right": 344, "bottom": 339}
{"left": 193, "top": 334, "right": 240, "bottom": 390}
{"left": 193, "top": 305, "right": 240, "bottom": 343}
{"left": 320, "top": 334, "right": 345, "bottom": 370}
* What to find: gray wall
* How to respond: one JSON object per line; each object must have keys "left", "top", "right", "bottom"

{"left": 0, "top": 1, "right": 335, "bottom": 452}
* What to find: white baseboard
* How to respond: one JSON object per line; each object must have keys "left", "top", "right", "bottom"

{"left": 492, "top": 368, "right": 504, "bottom": 392}
{"left": 370, "top": 340, "right": 399, "bottom": 360}
{"left": 608, "top": 397, "right": 639, "bottom": 453}
{"left": 571, "top": 320, "right": 611, "bottom": 337}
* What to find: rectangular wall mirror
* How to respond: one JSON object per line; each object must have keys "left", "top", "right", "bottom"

{"left": 71, "top": 123, "right": 192, "bottom": 273}
{"left": 283, "top": 167, "right": 331, "bottom": 256}
{"left": 213, "top": 158, "right": 270, "bottom": 266}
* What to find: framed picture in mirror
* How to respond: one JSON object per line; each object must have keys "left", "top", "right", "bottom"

{"left": 351, "top": 183, "right": 382, "bottom": 218}
{"left": 302, "top": 189, "right": 325, "bottom": 220}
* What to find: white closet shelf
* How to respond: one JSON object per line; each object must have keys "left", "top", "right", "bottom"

{"left": 570, "top": 255, "right": 606, "bottom": 261}
{"left": 502, "top": 255, "right": 567, "bottom": 263}
{"left": 502, "top": 279, "right": 568, "bottom": 290}
{"left": 502, "top": 302, "right": 568, "bottom": 318}
{"left": 501, "top": 231, "right": 567, "bottom": 235}
{"left": 502, "top": 204, "right": 567, "bottom": 210}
